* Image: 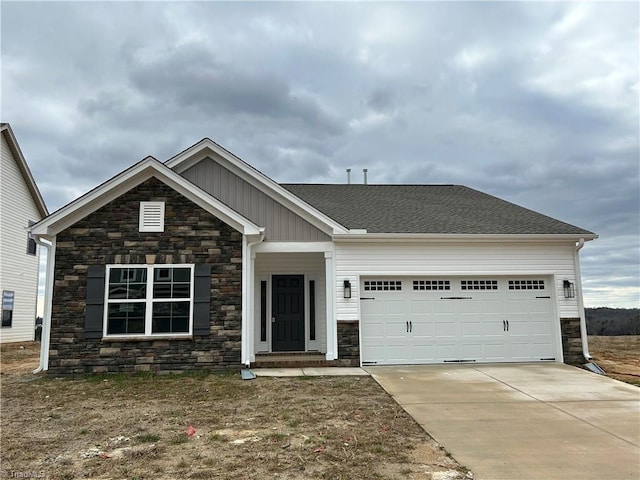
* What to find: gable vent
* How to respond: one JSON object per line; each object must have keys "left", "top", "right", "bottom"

{"left": 139, "top": 201, "right": 165, "bottom": 232}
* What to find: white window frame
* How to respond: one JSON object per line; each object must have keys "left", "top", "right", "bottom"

{"left": 103, "top": 264, "right": 194, "bottom": 337}
{"left": 139, "top": 201, "right": 165, "bottom": 232}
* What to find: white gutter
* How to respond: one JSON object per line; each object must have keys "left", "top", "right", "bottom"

{"left": 241, "top": 230, "right": 265, "bottom": 366}
{"left": 33, "top": 236, "right": 55, "bottom": 373}
{"left": 333, "top": 233, "right": 598, "bottom": 243}
{"left": 574, "top": 238, "right": 592, "bottom": 361}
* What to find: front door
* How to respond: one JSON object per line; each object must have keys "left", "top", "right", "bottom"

{"left": 272, "top": 275, "right": 305, "bottom": 351}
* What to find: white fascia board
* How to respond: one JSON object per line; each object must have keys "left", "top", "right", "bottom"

{"left": 166, "top": 138, "right": 349, "bottom": 235}
{"left": 253, "top": 241, "right": 334, "bottom": 253}
{"left": 332, "top": 233, "right": 598, "bottom": 243}
{"left": 31, "top": 157, "right": 261, "bottom": 237}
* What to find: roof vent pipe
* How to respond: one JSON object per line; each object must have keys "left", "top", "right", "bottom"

{"left": 346, "top": 168, "right": 351, "bottom": 184}
{"left": 363, "top": 168, "right": 368, "bottom": 185}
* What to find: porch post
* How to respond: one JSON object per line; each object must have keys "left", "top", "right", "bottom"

{"left": 241, "top": 236, "right": 250, "bottom": 366}
{"left": 324, "top": 250, "right": 337, "bottom": 360}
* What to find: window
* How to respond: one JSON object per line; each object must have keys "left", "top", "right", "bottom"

{"left": 260, "top": 281, "right": 267, "bottom": 342}
{"left": 413, "top": 280, "right": 450, "bottom": 291}
{"left": 309, "top": 280, "right": 316, "bottom": 341}
{"left": 508, "top": 280, "right": 545, "bottom": 290}
{"left": 2, "top": 291, "right": 15, "bottom": 327}
{"left": 364, "top": 280, "right": 402, "bottom": 291}
{"left": 139, "top": 202, "right": 165, "bottom": 232}
{"left": 461, "top": 280, "right": 498, "bottom": 291}
{"left": 105, "top": 265, "right": 193, "bottom": 336}
{"left": 27, "top": 220, "right": 36, "bottom": 255}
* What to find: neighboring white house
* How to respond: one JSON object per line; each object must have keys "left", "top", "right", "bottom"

{"left": 0, "top": 123, "right": 48, "bottom": 343}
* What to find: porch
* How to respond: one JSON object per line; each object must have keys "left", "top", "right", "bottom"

{"left": 243, "top": 242, "right": 339, "bottom": 366}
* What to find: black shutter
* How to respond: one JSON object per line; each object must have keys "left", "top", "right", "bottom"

{"left": 85, "top": 266, "right": 106, "bottom": 338}
{"left": 193, "top": 264, "right": 212, "bottom": 336}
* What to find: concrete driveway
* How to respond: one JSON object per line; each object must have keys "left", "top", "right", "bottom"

{"left": 366, "top": 363, "right": 640, "bottom": 480}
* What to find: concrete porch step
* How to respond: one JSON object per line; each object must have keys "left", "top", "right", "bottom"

{"left": 252, "top": 352, "right": 337, "bottom": 368}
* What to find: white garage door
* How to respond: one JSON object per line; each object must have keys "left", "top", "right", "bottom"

{"left": 360, "top": 277, "right": 557, "bottom": 365}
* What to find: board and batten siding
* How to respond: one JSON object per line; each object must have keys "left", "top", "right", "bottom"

{"left": 254, "top": 252, "right": 327, "bottom": 353}
{"left": 335, "top": 242, "right": 581, "bottom": 321}
{"left": 0, "top": 134, "right": 42, "bottom": 343}
{"left": 181, "top": 157, "right": 330, "bottom": 242}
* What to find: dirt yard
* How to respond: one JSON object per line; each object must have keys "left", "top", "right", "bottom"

{"left": 0, "top": 343, "right": 471, "bottom": 480}
{"left": 588, "top": 335, "right": 640, "bottom": 386}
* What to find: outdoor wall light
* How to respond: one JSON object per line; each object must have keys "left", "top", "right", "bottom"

{"left": 563, "top": 280, "right": 575, "bottom": 299}
{"left": 343, "top": 280, "right": 352, "bottom": 299}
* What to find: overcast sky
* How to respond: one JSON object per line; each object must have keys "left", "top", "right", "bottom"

{"left": 2, "top": 1, "right": 638, "bottom": 308}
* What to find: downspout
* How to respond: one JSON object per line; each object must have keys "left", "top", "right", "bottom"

{"left": 242, "top": 230, "right": 265, "bottom": 367}
{"left": 574, "top": 238, "right": 591, "bottom": 361}
{"left": 33, "top": 236, "right": 55, "bottom": 374}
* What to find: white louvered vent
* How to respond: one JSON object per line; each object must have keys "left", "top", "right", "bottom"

{"left": 139, "top": 202, "right": 165, "bottom": 232}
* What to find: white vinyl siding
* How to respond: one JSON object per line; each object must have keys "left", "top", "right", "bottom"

{"left": 254, "top": 252, "right": 326, "bottom": 353}
{"left": 335, "top": 242, "right": 580, "bottom": 322}
{"left": 0, "top": 134, "right": 42, "bottom": 343}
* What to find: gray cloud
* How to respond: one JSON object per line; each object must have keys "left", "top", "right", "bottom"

{"left": 1, "top": 1, "right": 638, "bottom": 307}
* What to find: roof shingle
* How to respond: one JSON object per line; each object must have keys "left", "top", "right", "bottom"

{"left": 281, "top": 184, "right": 594, "bottom": 236}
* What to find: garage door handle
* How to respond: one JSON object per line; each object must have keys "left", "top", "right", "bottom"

{"left": 409, "top": 321, "right": 412, "bottom": 333}
{"left": 503, "top": 320, "right": 506, "bottom": 331}
{"left": 506, "top": 320, "right": 509, "bottom": 331}
{"left": 406, "top": 321, "right": 409, "bottom": 333}
{"left": 361, "top": 297, "right": 376, "bottom": 300}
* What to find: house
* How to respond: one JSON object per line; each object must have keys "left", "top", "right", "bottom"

{"left": 30, "top": 138, "right": 597, "bottom": 374}
{"left": 0, "top": 123, "right": 48, "bottom": 343}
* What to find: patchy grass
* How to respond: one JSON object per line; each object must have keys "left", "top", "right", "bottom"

{"left": 1, "top": 343, "right": 470, "bottom": 479}
{"left": 588, "top": 335, "right": 640, "bottom": 386}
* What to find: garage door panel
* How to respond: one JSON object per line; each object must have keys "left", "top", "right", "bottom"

{"left": 436, "top": 343, "right": 458, "bottom": 359}
{"left": 436, "top": 321, "right": 458, "bottom": 337}
{"left": 461, "top": 321, "right": 483, "bottom": 337}
{"left": 484, "top": 343, "right": 508, "bottom": 360}
{"left": 461, "top": 343, "right": 483, "bottom": 359}
{"left": 360, "top": 277, "right": 557, "bottom": 365}
{"left": 411, "top": 300, "right": 433, "bottom": 314}
{"left": 413, "top": 344, "right": 436, "bottom": 362}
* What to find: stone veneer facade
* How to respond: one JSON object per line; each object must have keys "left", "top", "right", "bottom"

{"left": 48, "top": 177, "right": 243, "bottom": 375}
{"left": 560, "top": 317, "right": 586, "bottom": 365}
{"left": 336, "top": 321, "right": 360, "bottom": 367}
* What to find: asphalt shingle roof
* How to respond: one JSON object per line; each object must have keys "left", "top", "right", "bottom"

{"left": 281, "top": 184, "right": 594, "bottom": 235}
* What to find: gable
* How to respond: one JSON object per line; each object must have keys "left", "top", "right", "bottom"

{"left": 181, "top": 157, "right": 330, "bottom": 242}
{"left": 31, "top": 158, "right": 262, "bottom": 239}
{"left": 1, "top": 124, "right": 48, "bottom": 218}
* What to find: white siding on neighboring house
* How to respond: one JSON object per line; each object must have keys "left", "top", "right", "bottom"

{"left": 334, "top": 241, "right": 580, "bottom": 321}
{"left": 0, "top": 134, "right": 42, "bottom": 343}
{"left": 254, "top": 252, "right": 327, "bottom": 353}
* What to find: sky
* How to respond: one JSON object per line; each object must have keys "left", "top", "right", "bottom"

{"left": 1, "top": 1, "right": 638, "bottom": 308}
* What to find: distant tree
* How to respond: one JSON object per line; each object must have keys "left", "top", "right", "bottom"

{"left": 586, "top": 308, "right": 640, "bottom": 335}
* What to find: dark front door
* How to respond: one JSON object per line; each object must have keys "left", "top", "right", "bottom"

{"left": 272, "top": 275, "right": 305, "bottom": 351}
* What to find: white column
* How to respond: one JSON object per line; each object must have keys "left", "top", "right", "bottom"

{"left": 324, "top": 250, "right": 337, "bottom": 360}
{"left": 241, "top": 237, "right": 250, "bottom": 366}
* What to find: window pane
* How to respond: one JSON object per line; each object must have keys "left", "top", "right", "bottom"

{"left": 172, "top": 283, "right": 190, "bottom": 298}
{"left": 154, "top": 268, "right": 171, "bottom": 282}
{"left": 108, "top": 268, "right": 147, "bottom": 299}
{"left": 152, "top": 301, "right": 190, "bottom": 334}
{"left": 153, "top": 283, "right": 172, "bottom": 298}
{"left": 107, "top": 303, "right": 145, "bottom": 334}
{"left": 173, "top": 268, "right": 190, "bottom": 282}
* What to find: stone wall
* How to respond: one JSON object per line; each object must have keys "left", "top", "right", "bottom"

{"left": 48, "top": 177, "right": 243, "bottom": 375}
{"left": 560, "top": 317, "right": 586, "bottom": 365}
{"left": 337, "top": 321, "right": 360, "bottom": 366}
